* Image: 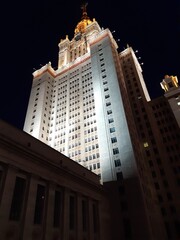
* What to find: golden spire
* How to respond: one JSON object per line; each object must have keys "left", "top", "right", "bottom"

{"left": 74, "top": 2, "right": 92, "bottom": 34}
{"left": 81, "top": 2, "right": 88, "bottom": 20}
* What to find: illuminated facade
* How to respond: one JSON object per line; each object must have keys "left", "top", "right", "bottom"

{"left": 23, "top": 4, "right": 180, "bottom": 240}
{"left": 161, "top": 75, "right": 180, "bottom": 127}
{"left": 24, "top": 5, "right": 137, "bottom": 183}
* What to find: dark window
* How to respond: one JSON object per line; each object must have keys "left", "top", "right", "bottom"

{"left": 119, "top": 185, "right": 125, "bottom": 195}
{"left": 111, "top": 137, "right": 117, "bottom": 143}
{"left": 114, "top": 159, "right": 121, "bottom": 167}
{"left": 108, "top": 118, "right": 114, "bottom": 123}
{"left": 123, "top": 218, "right": 132, "bottom": 239}
{"left": 161, "top": 207, "right": 167, "bottom": 216}
{"left": 107, "top": 110, "right": 112, "bottom": 115}
{"left": 34, "top": 184, "right": 46, "bottom": 224}
{"left": 121, "top": 201, "right": 128, "bottom": 212}
{"left": 106, "top": 102, "right": 111, "bottom": 107}
{"left": 146, "top": 150, "right": 150, "bottom": 156}
{"left": 167, "top": 192, "right": 173, "bottom": 201}
{"left": 168, "top": 82, "right": 173, "bottom": 88}
{"left": 157, "top": 194, "right": 163, "bottom": 203}
{"left": 69, "top": 196, "right": 76, "bottom": 230}
{"left": 174, "top": 220, "right": 180, "bottom": 237}
{"left": 154, "top": 182, "right": 160, "bottom": 190}
{"left": 165, "top": 221, "right": 172, "bottom": 239}
{"left": 82, "top": 200, "right": 88, "bottom": 232}
{"left": 170, "top": 205, "right": 176, "bottom": 214}
{"left": 117, "top": 172, "right": 123, "bottom": 180}
{"left": 110, "top": 127, "right": 115, "bottom": 133}
{"left": 163, "top": 180, "right": 169, "bottom": 188}
{"left": 152, "top": 171, "right": 156, "bottom": 178}
{"left": 113, "top": 148, "right": 119, "bottom": 155}
{"left": 148, "top": 160, "right": 153, "bottom": 167}
{"left": 9, "top": 177, "right": 26, "bottom": 221}
{"left": 53, "top": 191, "right": 62, "bottom": 227}
{"left": 92, "top": 203, "right": 99, "bottom": 233}
{"left": 105, "top": 94, "right": 110, "bottom": 99}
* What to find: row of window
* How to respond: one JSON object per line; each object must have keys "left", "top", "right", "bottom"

{"left": 7, "top": 175, "right": 99, "bottom": 234}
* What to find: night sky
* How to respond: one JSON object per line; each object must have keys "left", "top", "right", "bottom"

{"left": 1, "top": 0, "right": 179, "bottom": 129}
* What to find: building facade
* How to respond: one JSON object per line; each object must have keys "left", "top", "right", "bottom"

{"left": 119, "top": 46, "right": 180, "bottom": 239}
{"left": 23, "top": 4, "right": 180, "bottom": 240}
{"left": 161, "top": 75, "right": 180, "bottom": 127}
{"left": 0, "top": 120, "right": 110, "bottom": 240}
{"left": 24, "top": 5, "right": 137, "bottom": 184}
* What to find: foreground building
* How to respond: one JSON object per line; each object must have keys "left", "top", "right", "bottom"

{"left": 0, "top": 120, "right": 110, "bottom": 240}
{"left": 22, "top": 3, "right": 180, "bottom": 240}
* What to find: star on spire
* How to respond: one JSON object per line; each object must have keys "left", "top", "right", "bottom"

{"left": 81, "top": 2, "right": 88, "bottom": 20}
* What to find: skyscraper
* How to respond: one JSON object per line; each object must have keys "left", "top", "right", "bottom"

{"left": 23, "top": 4, "right": 180, "bottom": 239}
{"left": 24, "top": 4, "right": 138, "bottom": 183}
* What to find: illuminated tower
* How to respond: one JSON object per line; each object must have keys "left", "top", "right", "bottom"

{"left": 24, "top": 4, "right": 138, "bottom": 183}
{"left": 161, "top": 75, "right": 180, "bottom": 127}
{"left": 23, "top": 3, "right": 177, "bottom": 240}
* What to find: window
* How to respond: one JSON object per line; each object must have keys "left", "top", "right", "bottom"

{"left": 163, "top": 180, "right": 168, "bottom": 188}
{"left": 148, "top": 160, "right": 153, "bottom": 167}
{"left": 82, "top": 199, "right": 88, "bottom": 232}
{"left": 174, "top": 220, "right": 180, "bottom": 237}
{"left": 110, "top": 127, "right": 115, "bottom": 133}
{"left": 34, "top": 184, "right": 46, "bottom": 224}
{"left": 157, "top": 194, "right": 163, "bottom": 203}
{"left": 108, "top": 118, "right": 114, "bottom": 123}
{"left": 151, "top": 171, "right": 156, "bottom": 178}
{"left": 161, "top": 207, "right": 167, "bottom": 216}
{"left": 111, "top": 137, "right": 117, "bottom": 143}
{"left": 9, "top": 177, "right": 26, "bottom": 221}
{"left": 154, "top": 182, "right": 160, "bottom": 190}
{"left": 117, "top": 172, "right": 123, "bottom": 180}
{"left": 107, "top": 110, "right": 112, "bottom": 115}
{"left": 69, "top": 195, "right": 76, "bottom": 230}
{"left": 170, "top": 205, "right": 176, "bottom": 214}
{"left": 167, "top": 192, "right": 173, "bottom": 201}
{"left": 92, "top": 202, "right": 99, "bottom": 233}
{"left": 119, "top": 185, "right": 125, "bottom": 195}
{"left": 115, "top": 159, "right": 121, "bottom": 167}
{"left": 165, "top": 221, "right": 172, "bottom": 238}
{"left": 123, "top": 218, "right": 132, "bottom": 239}
{"left": 113, "top": 148, "right": 119, "bottom": 155}
{"left": 106, "top": 102, "right": 111, "bottom": 107}
{"left": 53, "top": 191, "right": 62, "bottom": 227}
{"left": 121, "top": 201, "right": 128, "bottom": 212}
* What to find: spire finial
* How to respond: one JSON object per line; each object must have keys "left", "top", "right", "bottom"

{"left": 81, "top": 2, "right": 88, "bottom": 19}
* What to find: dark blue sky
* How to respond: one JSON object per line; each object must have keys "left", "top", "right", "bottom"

{"left": 1, "top": 0, "right": 179, "bottom": 129}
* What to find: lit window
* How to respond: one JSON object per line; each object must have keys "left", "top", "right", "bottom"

{"left": 144, "top": 142, "right": 149, "bottom": 148}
